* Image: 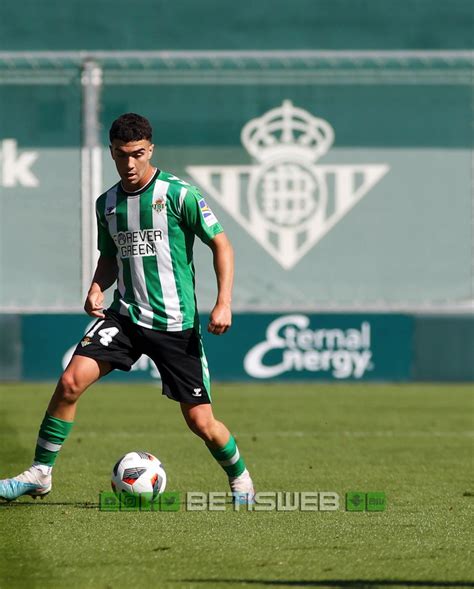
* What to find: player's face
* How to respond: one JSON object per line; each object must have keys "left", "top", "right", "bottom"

{"left": 110, "top": 139, "right": 154, "bottom": 190}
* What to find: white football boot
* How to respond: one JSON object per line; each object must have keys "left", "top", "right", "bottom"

{"left": 229, "top": 468, "right": 255, "bottom": 505}
{"left": 0, "top": 465, "right": 52, "bottom": 501}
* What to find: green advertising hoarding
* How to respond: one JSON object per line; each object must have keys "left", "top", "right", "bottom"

{"left": 19, "top": 313, "right": 413, "bottom": 382}
{"left": 3, "top": 312, "right": 471, "bottom": 382}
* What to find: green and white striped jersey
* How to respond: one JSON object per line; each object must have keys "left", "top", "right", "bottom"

{"left": 95, "top": 169, "right": 223, "bottom": 331}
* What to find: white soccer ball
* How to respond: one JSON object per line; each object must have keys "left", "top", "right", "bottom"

{"left": 111, "top": 451, "right": 167, "bottom": 498}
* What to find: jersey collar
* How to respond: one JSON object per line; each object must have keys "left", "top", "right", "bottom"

{"left": 119, "top": 168, "right": 160, "bottom": 196}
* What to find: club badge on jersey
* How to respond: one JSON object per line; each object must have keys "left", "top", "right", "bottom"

{"left": 152, "top": 197, "right": 165, "bottom": 213}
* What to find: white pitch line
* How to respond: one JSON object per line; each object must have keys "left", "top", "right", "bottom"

{"left": 74, "top": 430, "right": 474, "bottom": 438}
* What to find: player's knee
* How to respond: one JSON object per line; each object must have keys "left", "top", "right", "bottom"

{"left": 58, "top": 371, "right": 84, "bottom": 404}
{"left": 186, "top": 413, "right": 215, "bottom": 441}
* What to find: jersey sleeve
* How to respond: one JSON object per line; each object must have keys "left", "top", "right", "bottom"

{"left": 181, "top": 189, "right": 224, "bottom": 244}
{"left": 96, "top": 200, "right": 118, "bottom": 256}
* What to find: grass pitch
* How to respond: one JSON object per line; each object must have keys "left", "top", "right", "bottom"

{"left": 0, "top": 382, "right": 472, "bottom": 589}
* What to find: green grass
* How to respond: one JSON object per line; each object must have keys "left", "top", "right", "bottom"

{"left": 0, "top": 382, "right": 473, "bottom": 589}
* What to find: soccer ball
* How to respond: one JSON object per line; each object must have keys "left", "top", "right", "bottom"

{"left": 111, "top": 451, "right": 167, "bottom": 498}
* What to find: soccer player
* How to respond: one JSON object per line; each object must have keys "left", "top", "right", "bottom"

{"left": 0, "top": 113, "right": 254, "bottom": 503}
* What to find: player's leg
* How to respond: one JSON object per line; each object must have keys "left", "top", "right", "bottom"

{"left": 33, "top": 355, "right": 112, "bottom": 470}
{"left": 180, "top": 402, "right": 254, "bottom": 502}
{"left": 0, "top": 356, "right": 111, "bottom": 501}
{"left": 143, "top": 326, "right": 254, "bottom": 502}
{"left": 180, "top": 401, "right": 230, "bottom": 446}
{"left": 0, "top": 311, "right": 139, "bottom": 501}
{"left": 47, "top": 355, "right": 111, "bottom": 422}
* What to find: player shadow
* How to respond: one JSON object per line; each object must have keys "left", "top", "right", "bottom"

{"left": 0, "top": 501, "right": 99, "bottom": 508}
{"left": 182, "top": 580, "right": 474, "bottom": 588}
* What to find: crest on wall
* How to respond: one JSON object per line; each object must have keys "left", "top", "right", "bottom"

{"left": 187, "top": 101, "right": 389, "bottom": 269}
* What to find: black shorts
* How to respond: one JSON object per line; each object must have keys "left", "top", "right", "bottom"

{"left": 73, "top": 310, "right": 211, "bottom": 404}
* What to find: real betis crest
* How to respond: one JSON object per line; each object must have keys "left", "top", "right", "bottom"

{"left": 187, "top": 101, "right": 389, "bottom": 269}
{"left": 152, "top": 197, "right": 165, "bottom": 213}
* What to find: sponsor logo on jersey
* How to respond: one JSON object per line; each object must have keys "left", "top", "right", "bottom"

{"left": 112, "top": 229, "right": 163, "bottom": 258}
{"left": 244, "top": 315, "right": 373, "bottom": 379}
{"left": 187, "top": 101, "right": 389, "bottom": 269}
{"left": 198, "top": 198, "right": 218, "bottom": 227}
{"left": 105, "top": 206, "right": 116, "bottom": 216}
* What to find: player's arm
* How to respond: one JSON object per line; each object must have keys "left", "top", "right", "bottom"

{"left": 84, "top": 255, "right": 118, "bottom": 318}
{"left": 207, "top": 232, "right": 234, "bottom": 336}
{"left": 87, "top": 198, "right": 119, "bottom": 318}
{"left": 180, "top": 188, "right": 232, "bottom": 334}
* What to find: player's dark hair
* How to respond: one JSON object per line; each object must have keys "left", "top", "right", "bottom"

{"left": 109, "top": 113, "right": 152, "bottom": 143}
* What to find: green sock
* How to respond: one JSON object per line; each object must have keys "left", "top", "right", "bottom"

{"left": 34, "top": 412, "right": 74, "bottom": 467}
{"left": 207, "top": 434, "right": 246, "bottom": 478}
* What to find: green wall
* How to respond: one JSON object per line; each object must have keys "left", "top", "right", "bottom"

{"left": 0, "top": 3, "right": 471, "bottom": 313}
{"left": 1, "top": 0, "right": 473, "bottom": 50}
{"left": 1, "top": 55, "right": 472, "bottom": 310}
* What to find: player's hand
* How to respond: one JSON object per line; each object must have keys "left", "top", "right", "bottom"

{"left": 207, "top": 303, "right": 231, "bottom": 335}
{"left": 84, "top": 289, "right": 105, "bottom": 318}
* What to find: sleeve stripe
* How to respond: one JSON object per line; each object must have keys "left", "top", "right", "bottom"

{"left": 178, "top": 186, "right": 188, "bottom": 213}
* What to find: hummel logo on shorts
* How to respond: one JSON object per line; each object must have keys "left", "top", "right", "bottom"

{"left": 192, "top": 388, "right": 202, "bottom": 397}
